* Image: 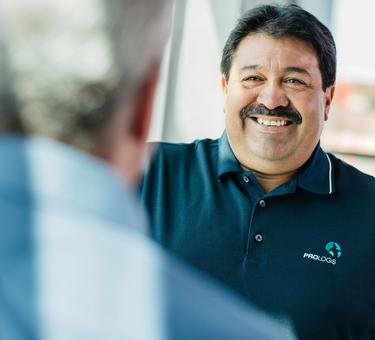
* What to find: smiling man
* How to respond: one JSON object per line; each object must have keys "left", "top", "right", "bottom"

{"left": 141, "top": 4, "right": 375, "bottom": 340}
{"left": 222, "top": 33, "right": 334, "bottom": 192}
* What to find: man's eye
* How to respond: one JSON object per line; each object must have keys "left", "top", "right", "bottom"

{"left": 242, "top": 76, "right": 261, "bottom": 82}
{"left": 285, "top": 78, "right": 305, "bottom": 85}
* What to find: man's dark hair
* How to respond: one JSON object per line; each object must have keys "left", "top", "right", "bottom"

{"left": 221, "top": 4, "right": 336, "bottom": 90}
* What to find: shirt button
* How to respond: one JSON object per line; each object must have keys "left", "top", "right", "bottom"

{"left": 243, "top": 175, "right": 249, "bottom": 183}
{"left": 254, "top": 234, "right": 263, "bottom": 243}
{"left": 259, "top": 199, "right": 266, "bottom": 208}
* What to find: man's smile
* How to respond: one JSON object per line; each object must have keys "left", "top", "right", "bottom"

{"left": 250, "top": 116, "right": 293, "bottom": 126}
{"left": 239, "top": 103, "right": 303, "bottom": 125}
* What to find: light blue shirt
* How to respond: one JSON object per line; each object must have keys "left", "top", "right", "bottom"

{"left": 0, "top": 135, "right": 294, "bottom": 340}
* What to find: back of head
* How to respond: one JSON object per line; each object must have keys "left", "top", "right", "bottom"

{"left": 221, "top": 4, "right": 336, "bottom": 90}
{"left": 0, "top": 0, "right": 171, "bottom": 154}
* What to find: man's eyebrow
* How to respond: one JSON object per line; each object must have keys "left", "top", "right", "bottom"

{"left": 239, "top": 64, "right": 259, "bottom": 72}
{"left": 239, "top": 65, "right": 312, "bottom": 78}
{"left": 284, "top": 66, "right": 312, "bottom": 78}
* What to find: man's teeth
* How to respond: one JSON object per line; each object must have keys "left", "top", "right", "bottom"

{"left": 256, "top": 118, "right": 288, "bottom": 126}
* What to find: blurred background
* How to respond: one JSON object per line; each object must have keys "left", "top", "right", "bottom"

{"left": 150, "top": 0, "right": 375, "bottom": 176}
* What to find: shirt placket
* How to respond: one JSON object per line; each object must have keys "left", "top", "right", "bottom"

{"left": 239, "top": 173, "right": 268, "bottom": 267}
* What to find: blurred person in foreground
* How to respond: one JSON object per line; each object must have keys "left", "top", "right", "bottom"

{"left": 141, "top": 4, "right": 375, "bottom": 340}
{"left": 0, "top": 0, "right": 294, "bottom": 339}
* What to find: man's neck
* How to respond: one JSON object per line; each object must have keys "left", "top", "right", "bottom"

{"left": 242, "top": 166, "right": 297, "bottom": 193}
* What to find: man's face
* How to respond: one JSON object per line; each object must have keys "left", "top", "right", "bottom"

{"left": 222, "top": 33, "right": 335, "bottom": 174}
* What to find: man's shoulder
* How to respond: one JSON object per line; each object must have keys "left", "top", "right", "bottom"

{"left": 149, "top": 138, "right": 220, "bottom": 163}
{"left": 329, "top": 153, "right": 375, "bottom": 191}
{"left": 153, "top": 138, "right": 219, "bottom": 153}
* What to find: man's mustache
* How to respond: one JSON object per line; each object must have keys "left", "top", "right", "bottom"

{"left": 239, "top": 104, "right": 302, "bottom": 125}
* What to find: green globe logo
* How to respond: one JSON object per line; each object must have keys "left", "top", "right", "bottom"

{"left": 325, "top": 242, "right": 341, "bottom": 258}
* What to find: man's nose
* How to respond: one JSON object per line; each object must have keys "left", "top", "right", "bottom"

{"left": 256, "top": 82, "right": 289, "bottom": 109}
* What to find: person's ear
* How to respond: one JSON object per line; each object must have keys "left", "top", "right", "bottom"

{"left": 129, "top": 63, "right": 160, "bottom": 142}
{"left": 221, "top": 74, "right": 228, "bottom": 98}
{"left": 324, "top": 85, "right": 335, "bottom": 121}
{"left": 107, "top": 63, "right": 161, "bottom": 186}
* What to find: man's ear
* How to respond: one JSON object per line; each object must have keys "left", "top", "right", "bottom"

{"left": 324, "top": 85, "right": 335, "bottom": 121}
{"left": 107, "top": 64, "right": 160, "bottom": 186}
{"left": 129, "top": 63, "right": 160, "bottom": 142}
{"left": 221, "top": 74, "right": 228, "bottom": 97}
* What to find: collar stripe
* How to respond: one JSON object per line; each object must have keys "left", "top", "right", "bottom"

{"left": 325, "top": 153, "right": 333, "bottom": 194}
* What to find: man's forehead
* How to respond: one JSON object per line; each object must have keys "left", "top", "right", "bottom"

{"left": 231, "top": 33, "right": 319, "bottom": 72}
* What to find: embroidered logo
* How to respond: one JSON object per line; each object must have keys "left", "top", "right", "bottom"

{"left": 303, "top": 241, "right": 342, "bottom": 266}
{"left": 325, "top": 242, "right": 341, "bottom": 258}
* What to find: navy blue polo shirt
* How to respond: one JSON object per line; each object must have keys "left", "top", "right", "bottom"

{"left": 140, "top": 132, "right": 375, "bottom": 340}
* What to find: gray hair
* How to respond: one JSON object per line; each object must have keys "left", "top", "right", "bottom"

{"left": 0, "top": 0, "right": 171, "bottom": 152}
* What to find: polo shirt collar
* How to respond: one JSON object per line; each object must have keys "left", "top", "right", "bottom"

{"left": 217, "top": 131, "right": 243, "bottom": 178}
{"left": 217, "top": 131, "right": 335, "bottom": 195}
{"left": 297, "top": 143, "right": 335, "bottom": 195}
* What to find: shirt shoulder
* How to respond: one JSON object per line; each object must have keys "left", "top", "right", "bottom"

{"left": 151, "top": 138, "right": 219, "bottom": 160}
{"left": 330, "top": 153, "right": 375, "bottom": 193}
{"left": 146, "top": 138, "right": 220, "bottom": 174}
{"left": 140, "top": 138, "right": 220, "bottom": 197}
